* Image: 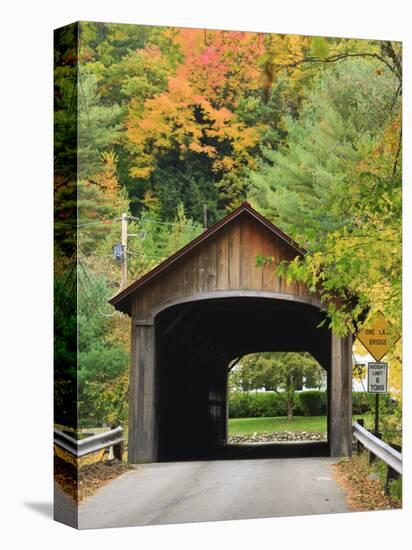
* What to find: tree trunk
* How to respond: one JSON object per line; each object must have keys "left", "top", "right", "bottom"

{"left": 287, "top": 397, "right": 294, "bottom": 422}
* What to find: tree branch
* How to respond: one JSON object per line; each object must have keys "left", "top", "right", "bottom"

{"left": 273, "top": 52, "right": 400, "bottom": 82}
{"left": 392, "top": 129, "right": 402, "bottom": 177}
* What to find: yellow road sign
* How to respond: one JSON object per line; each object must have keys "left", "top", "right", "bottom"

{"left": 356, "top": 311, "right": 400, "bottom": 361}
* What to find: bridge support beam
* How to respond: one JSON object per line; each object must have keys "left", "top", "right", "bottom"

{"left": 128, "top": 322, "right": 157, "bottom": 463}
{"left": 330, "top": 333, "right": 353, "bottom": 457}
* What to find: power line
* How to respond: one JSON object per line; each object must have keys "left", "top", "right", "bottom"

{"left": 127, "top": 250, "right": 165, "bottom": 260}
{"left": 55, "top": 220, "right": 115, "bottom": 228}
{"left": 55, "top": 262, "right": 77, "bottom": 313}
{"left": 55, "top": 216, "right": 199, "bottom": 229}
{"left": 78, "top": 260, "right": 119, "bottom": 318}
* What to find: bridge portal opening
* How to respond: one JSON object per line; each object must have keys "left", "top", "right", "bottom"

{"left": 227, "top": 351, "right": 327, "bottom": 446}
{"left": 154, "top": 297, "right": 332, "bottom": 462}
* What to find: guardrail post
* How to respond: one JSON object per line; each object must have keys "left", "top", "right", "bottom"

{"left": 369, "top": 431, "right": 382, "bottom": 465}
{"left": 113, "top": 440, "right": 123, "bottom": 461}
{"left": 110, "top": 425, "right": 123, "bottom": 461}
{"left": 385, "top": 466, "right": 399, "bottom": 494}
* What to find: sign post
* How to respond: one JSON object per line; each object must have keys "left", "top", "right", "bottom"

{"left": 367, "top": 361, "right": 388, "bottom": 436}
{"left": 356, "top": 311, "right": 399, "bottom": 439}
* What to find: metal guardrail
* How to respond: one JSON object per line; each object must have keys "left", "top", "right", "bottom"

{"left": 352, "top": 421, "right": 402, "bottom": 475}
{"left": 54, "top": 426, "right": 124, "bottom": 459}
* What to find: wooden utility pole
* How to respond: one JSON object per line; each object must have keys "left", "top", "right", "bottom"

{"left": 203, "top": 203, "right": 208, "bottom": 230}
{"left": 120, "top": 213, "right": 128, "bottom": 289}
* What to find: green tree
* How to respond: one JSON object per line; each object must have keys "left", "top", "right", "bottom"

{"left": 231, "top": 352, "right": 323, "bottom": 422}
{"left": 77, "top": 69, "right": 123, "bottom": 179}
{"left": 250, "top": 58, "right": 401, "bottom": 336}
{"left": 77, "top": 269, "right": 129, "bottom": 427}
{"left": 54, "top": 262, "right": 77, "bottom": 428}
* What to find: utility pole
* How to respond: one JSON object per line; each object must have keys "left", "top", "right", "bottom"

{"left": 203, "top": 203, "right": 208, "bottom": 230}
{"left": 120, "top": 212, "right": 128, "bottom": 289}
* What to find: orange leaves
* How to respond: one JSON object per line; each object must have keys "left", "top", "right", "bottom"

{"left": 125, "top": 26, "right": 264, "bottom": 192}
{"left": 127, "top": 68, "right": 259, "bottom": 179}
{"left": 188, "top": 142, "right": 217, "bottom": 156}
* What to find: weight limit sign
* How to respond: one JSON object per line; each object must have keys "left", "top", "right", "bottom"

{"left": 367, "top": 362, "right": 388, "bottom": 394}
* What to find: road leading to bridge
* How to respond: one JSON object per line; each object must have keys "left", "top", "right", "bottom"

{"left": 74, "top": 457, "right": 351, "bottom": 529}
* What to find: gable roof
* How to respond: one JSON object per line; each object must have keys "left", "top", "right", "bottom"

{"left": 109, "top": 202, "right": 306, "bottom": 314}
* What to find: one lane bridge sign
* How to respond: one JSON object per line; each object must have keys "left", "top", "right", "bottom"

{"left": 357, "top": 310, "right": 400, "bottom": 362}
{"left": 367, "top": 362, "right": 388, "bottom": 394}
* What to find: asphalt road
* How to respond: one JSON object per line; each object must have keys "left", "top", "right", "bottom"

{"left": 71, "top": 457, "right": 351, "bottom": 529}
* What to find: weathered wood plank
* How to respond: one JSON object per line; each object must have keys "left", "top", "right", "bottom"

{"left": 132, "top": 214, "right": 319, "bottom": 320}
{"left": 216, "top": 228, "right": 230, "bottom": 290}
{"left": 249, "top": 222, "right": 264, "bottom": 289}
{"left": 330, "top": 333, "right": 353, "bottom": 457}
{"left": 228, "top": 220, "right": 241, "bottom": 288}
{"left": 239, "top": 216, "right": 251, "bottom": 289}
{"left": 128, "top": 324, "right": 157, "bottom": 463}
{"left": 128, "top": 322, "right": 139, "bottom": 462}
{"left": 204, "top": 238, "right": 217, "bottom": 292}
{"left": 183, "top": 254, "right": 194, "bottom": 296}
{"left": 262, "top": 228, "right": 277, "bottom": 291}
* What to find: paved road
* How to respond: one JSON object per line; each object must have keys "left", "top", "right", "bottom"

{"left": 74, "top": 457, "right": 351, "bottom": 529}
{"left": 54, "top": 483, "right": 78, "bottom": 528}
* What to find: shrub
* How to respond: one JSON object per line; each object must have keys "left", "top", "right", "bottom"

{"left": 228, "top": 390, "right": 389, "bottom": 418}
{"left": 352, "top": 392, "right": 372, "bottom": 414}
{"left": 229, "top": 391, "right": 285, "bottom": 418}
{"left": 229, "top": 391, "right": 313, "bottom": 418}
{"left": 297, "top": 390, "right": 326, "bottom": 416}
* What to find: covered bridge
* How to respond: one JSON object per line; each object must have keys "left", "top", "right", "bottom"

{"left": 110, "top": 202, "right": 352, "bottom": 463}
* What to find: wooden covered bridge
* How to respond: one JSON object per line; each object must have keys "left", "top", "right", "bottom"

{"left": 110, "top": 202, "right": 352, "bottom": 463}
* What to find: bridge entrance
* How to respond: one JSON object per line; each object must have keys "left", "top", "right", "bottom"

{"left": 110, "top": 203, "right": 352, "bottom": 463}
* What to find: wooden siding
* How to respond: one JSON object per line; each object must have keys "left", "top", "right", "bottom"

{"left": 132, "top": 213, "right": 321, "bottom": 321}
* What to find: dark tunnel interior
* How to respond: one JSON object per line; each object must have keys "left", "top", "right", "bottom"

{"left": 154, "top": 297, "right": 332, "bottom": 461}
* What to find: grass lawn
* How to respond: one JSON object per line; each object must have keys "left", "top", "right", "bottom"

{"left": 228, "top": 414, "right": 375, "bottom": 435}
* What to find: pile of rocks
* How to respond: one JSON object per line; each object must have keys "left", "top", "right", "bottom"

{"left": 228, "top": 431, "right": 327, "bottom": 444}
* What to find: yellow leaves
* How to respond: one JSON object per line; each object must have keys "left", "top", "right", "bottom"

{"left": 353, "top": 363, "right": 366, "bottom": 381}
{"left": 130, "top": 165, "right": 154, "bottom": 179}
{"left": 87, "top": 150, "right": 130, "bottom": 215}
{"left": 287, "top": 34, "right": 310, "bottom": 56}
{"left": 188, "top": 141, "right": 217, "bottom": 156}
{"left": 128, "top": 77, "right": 197, "bottom": 152}
{"left": 264, "top": 34, "right": 309, "bottom": 76}
{"left": 93, "top": 151, "right": 119, "bottom": 196}
{"left": 127, "top": 69, "right": 259, "bottom": 180}
{"left": 220, "top": 156, "right": 235, "bottom": 170}
{"left": 124, "top": 27, "right": 268, "bottom": 185}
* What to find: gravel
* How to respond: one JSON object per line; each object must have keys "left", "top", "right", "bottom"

{"left": 228, "top": 431, "right": 327, "bottom": 444}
